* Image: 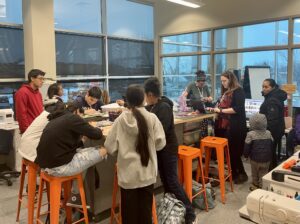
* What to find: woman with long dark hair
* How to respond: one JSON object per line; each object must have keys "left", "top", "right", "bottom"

{"left": 260, "top": 78, "right": 287, "bottom": 169}
{"left": 210, "top": 71, "right": 248, "bottom": 184}
{"left": 104, "top": 85, "right": 166, "bottom": 224}
{"left": 144, "top": 77, "right": 196, "bottom": 224}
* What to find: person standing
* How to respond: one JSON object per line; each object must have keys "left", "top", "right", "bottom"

{"left": 104, "top": 85, "right": 166, "bottom": 224}
{"left": 244, "top": 113, "right": 273, "bottom": 191}
{"left": 144, "top": 77, "right": 196, "bottom": 224}
{"left": 15, "top": 69, "right": 45, "bottom": 134}
{"left": 209, "top": 71, "right": 248, "bottom": 184}
{"left": 182, "top": 70, "right": 213, "bottom": 105}
{"left": 259, "top": 78, "right": 287, "bottom": 170}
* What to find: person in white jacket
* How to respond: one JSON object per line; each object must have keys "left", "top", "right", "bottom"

{"left": 18, "top": 99, "right": 59, "bottom": 162}
{"left": 104, "top": 85, "right": 166, "bottom": 224}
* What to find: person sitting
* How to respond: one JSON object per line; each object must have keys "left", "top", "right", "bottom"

{"left": 47, "top": 83, "right": 64, "bottom": 102}
{"left": 35, "top": 101, "right": 106, "bottom": 207}
{"left": 74, "top": 86, "right": 103, "bottom": 115}
{"left": 286, "top": 108, "right": 300, "bottom": 157}
{"left": 102, "top": 89, "right": 110, "bottom": 105}
{"left": 18, "top": 100, "right": 61, "bottom": 162}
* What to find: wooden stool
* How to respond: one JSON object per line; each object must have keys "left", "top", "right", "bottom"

{"left": 36, "top": 171, "right": 89, "bottom": 224}
{"left": 177, "top": 145, "right": 208, "bottom": 211}
{"left": 16, "top": 158, "right": 39, "bottom": 224}
{"left": 110, "top": 164, "right": 158, "bottom": 224}
{"left": 200, "top": 136, "right": 234, "bottom": 204}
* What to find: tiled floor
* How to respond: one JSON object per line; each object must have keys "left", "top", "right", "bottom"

{"left": 0, "top": 161, "right": 255, "bottom": 224}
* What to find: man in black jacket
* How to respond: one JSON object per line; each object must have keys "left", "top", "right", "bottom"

{"left": 36, "top": 102, "right": 106, "bottom": 207}
{"left": 144, "top": 78, "right": 197, "bottom": 224}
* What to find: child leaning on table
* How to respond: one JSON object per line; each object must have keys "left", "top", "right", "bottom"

{"left": 244, "top": 113, "right": 273, "bottom": 191}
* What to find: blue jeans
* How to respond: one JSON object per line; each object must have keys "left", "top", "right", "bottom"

{"left": 157, "top": 149, "right": 195, "bottom": 222}
{"left": 45, "top": 147, "right": 103, "bottom": 193}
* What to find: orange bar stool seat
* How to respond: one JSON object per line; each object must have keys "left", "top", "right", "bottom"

{"left": 36, "top": 171, "right": 89, "bottom": 224}
{"left": 16, "top": 158, "right": 39, "bottom": 224}
{"left": 177, "top": 145, "right": 208, "bottom": 211}
{"left": 110, "top": 164, "right": 158, "bottom": 224}
{"left": 200, "top": 136, "right": 234, "bottom": 204}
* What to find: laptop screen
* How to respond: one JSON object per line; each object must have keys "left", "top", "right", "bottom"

{"left": 245, "top": 99, "right": 263, "bottom": 119}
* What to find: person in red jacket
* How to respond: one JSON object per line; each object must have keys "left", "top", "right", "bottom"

{"left": 15, "top": 69, "right": 45, "bottom": 134}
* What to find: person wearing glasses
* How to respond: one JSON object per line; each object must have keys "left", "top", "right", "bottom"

{"left": 15, "top": 69, "right": 45, "bottom": 134}
{"left": 182, "top": 70, "right": 213, "bottom": 106}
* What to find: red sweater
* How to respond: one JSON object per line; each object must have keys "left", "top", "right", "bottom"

{"left": 15, "top": 84, "right": 43, "bottom": 133}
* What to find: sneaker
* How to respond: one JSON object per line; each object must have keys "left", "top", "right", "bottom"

{"left": 66, "top": 193, "right": 90, "bottom": 209}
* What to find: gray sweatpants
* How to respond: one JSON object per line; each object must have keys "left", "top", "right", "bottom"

{"left": 250, "top": 160, "right": 270, "bottom": 188}
{"left": 45, "top": 147, "right": 103, "bottom": 193}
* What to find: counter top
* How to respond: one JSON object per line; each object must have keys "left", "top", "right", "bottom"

{"left": 174, "top": 113, "right": 216, "bottom": 125}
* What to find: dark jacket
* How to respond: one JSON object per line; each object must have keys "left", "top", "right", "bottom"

{"left": 146, "top": 96, "right": 178, "bottom": 154}
{"left": 75, "top": 95, "right": 103, "bottom": 111}
{"left": 36, "top": 112, "right": 102, "bottom": 168}
{"left": 228, "top": 87, "right": 247, "bottom": 139}
{"left": 259, "top": 88, "right": 287, "bottom": 140}
{"left": 15, "top": 84, "right": 43, "bottom": 133}
{"left": 295, "top": 114, "right": 300, "bottom": 142}
{"left": 244, "top": 113, "right": 273, "bottom": 163}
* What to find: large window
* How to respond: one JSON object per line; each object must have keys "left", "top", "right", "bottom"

{"left": 108, "top": 38, "right": 154, "bottom": 76}
{"left": 0, "top": 0, "right": 22, "bottom": 24}
{"left": 56, "top": 33, "right": 104, "bottom": 77}
{"left": 214, "top": 50, "right": 288, "bottom": 97}
{"left": 107, "top": 0, "right": 153, "bottom": 40}
{"left": 0, "top": 27, "right": 24, "bottom": 78}
{"left": 60, "top": 80, "right": 105, "bottom": 102}
{"left": 54, "top": 0, "right": 154, "bottom": 100}
{"left": 54, "top": 0, "right": 101, "bottom": 33}
{"left": 294, "top": 18, "right": 300, "bottom": 44}
{"left": 163, "top": 55, "right": 211, "bottom": 101}
{"left": 215, "top": 20, "right": 288, "bottom": 51}
{"left": 0, "top": 82, "right": 22, "bottom": 108}
{"left": 293, "top": 49, "right": 300, "bottom": 107}
{"left": 162, "top": 31, "right": 211, "bottom": 54}
{"left": 109, "top": 78, "right": 147, "bottom": 101}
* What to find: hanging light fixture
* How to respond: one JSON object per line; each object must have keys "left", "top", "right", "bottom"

{"left": 166, "top": 0, "right": 204, "bottom": 8}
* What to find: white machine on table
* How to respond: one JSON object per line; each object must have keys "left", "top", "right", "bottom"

{"left": 239, "top": 151, "right": 300, "bottom": 223}
{"left": 246, "top": 189, "right": 300, "bottom": 224}
{"left": 0, "top": 109, "right": 14, "bottom": 124}
{"left": 262, "top": 151, "right": 300, "bottom": 198}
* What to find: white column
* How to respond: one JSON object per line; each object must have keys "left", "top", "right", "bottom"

{"left": 22, "top": 0, "right": 56, "bottom": 81}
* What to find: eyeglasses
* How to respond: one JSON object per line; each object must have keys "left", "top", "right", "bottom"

{"left": 35, "top": 77, "right": 45, "bottom": 81}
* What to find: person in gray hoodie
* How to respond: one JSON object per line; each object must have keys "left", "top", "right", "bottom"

{"left": 104, "top": 85, "right": 166, "bottom": 224}
{"left": 244, "top": 113, "right": 273, "bottom": 191}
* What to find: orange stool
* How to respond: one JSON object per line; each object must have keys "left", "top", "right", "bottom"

{"left": 177, "top": 145, "right": 208, "bottom": 211}
{"left": 36, "top": 171, "right": 89, "bottom": 224}
{"left": 110, "top": 165, "right": 158, "bottom": 224}
{"left": 16, "top": 158, "right": 39, "bottom": 224}
{"left": 200, "top": 136, "right": 234, "bottom": 204}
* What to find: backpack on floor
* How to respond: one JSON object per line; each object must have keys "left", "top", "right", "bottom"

{"left": 192, "top": 180, "right": 216, "bottom": 210}
{"left": 157, "top": 193, "right": 186, "bottom": 224}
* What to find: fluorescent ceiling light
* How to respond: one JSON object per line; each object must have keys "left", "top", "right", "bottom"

{"left": 166, "top": 0, "right": 202, "bottom": 8}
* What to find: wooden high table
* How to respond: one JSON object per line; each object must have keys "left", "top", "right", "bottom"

{"left": 84, "top": 113, "right": 216, "bottom": 221}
